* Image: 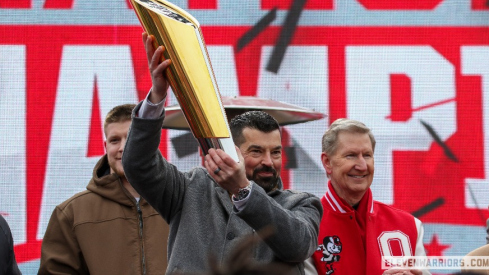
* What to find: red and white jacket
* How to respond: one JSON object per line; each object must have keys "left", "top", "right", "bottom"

{"left": 311, "top": 181, "right": 428, "bottom": 275}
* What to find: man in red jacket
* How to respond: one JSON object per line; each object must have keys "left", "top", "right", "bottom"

{"left": 309, "top": 118, "right": 429, "bottom": 275}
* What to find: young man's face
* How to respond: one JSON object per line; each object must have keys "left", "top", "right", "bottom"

{"left": 321, "top": 131, "right": 374, "bottom": 205}
{"left": 238, "top": 128, "right": 282, "bottom": 192}
{"left": 104, "top": 120, "right": 131, "bottom": 178}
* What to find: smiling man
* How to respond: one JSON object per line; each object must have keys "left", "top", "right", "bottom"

{"left": 121, "top": 33, "right": 322, "bottom": 275}
{"left": 309, "top": 118, "right": 430, "bottom": 275}
{"left": 39, "top": 104, "right": 169, "bottom": 275}
{"left": 123, "top": 105, "right": 322, "bottom": 275}
{"left": 229, "top": 112, "right": 283, "bottom": 192}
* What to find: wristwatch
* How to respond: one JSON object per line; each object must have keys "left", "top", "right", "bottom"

{"left": 233, "top": 182, "right": 253, "bottom": 201}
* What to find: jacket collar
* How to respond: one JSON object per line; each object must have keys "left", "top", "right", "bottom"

{"left": 86, "top": 155, "right": 144, "bottom": 207}
{"left": 323, "top": 180, "right": 374, "bottom": 214}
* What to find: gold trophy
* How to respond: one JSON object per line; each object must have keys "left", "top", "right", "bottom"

{"left": 130, "top": 0, "right": 239, "bottom": 162}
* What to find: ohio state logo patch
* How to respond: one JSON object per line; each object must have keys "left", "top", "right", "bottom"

{"left": 317, "top": 235, "right": 343, "bottom": 275}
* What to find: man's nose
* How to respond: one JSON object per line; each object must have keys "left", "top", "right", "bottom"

{"left": 120, "top": 138, "right": 127, "bottom": 152}
{"left": 262, "top": 152, "right": 273, "bottom": 166}
{"left": 355, "top": 156, "right": 367, "bottom": 170}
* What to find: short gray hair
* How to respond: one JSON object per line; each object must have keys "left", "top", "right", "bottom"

{"left": 322, "top": 118, "right": 376, "bottom": 155}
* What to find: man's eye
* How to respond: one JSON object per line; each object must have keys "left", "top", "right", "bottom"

{"left": 248, "top": 149, "right": 263, "bottom": 156}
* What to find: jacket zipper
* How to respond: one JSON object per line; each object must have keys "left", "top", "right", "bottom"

{"left": 137, "top": 201, "right": 146, "bottom": 275}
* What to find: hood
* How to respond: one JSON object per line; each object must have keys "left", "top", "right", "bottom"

{"left": 86, "top": 155, "right": 136, "bottom": 207}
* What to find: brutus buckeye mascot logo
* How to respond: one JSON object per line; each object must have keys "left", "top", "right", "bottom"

{"left": 317, "top": 235, "right": 342, "bottom": 275}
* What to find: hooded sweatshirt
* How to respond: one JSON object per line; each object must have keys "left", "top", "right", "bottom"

{"left": 38, "top": 155, "right": 169, "bottom": 275}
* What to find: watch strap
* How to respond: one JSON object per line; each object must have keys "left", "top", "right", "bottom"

{"left": 232, "top": 182, "right": 253, "bottom": 201}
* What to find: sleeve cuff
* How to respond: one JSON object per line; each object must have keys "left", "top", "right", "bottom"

{"left": 232, "top": 182, "right": 254, "bottom": 211}
{"left": 138, "top": 89, "right": 166, "bottom": 119}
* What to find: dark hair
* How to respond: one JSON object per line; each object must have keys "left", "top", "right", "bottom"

{"left": 103, "top": 104, "right": 136, "bottom": 135}
{"left": 230, "top": 111, "right": 280, "bottom": 147}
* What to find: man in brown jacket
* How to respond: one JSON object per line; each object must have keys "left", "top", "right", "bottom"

{"left": 38, "top": 104, "right": 169, "bottom": 275}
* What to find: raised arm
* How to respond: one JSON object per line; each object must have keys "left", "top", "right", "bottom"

{"left": 122, "top": 102, "right": 189, "bottom": 223}
{"left": 122, "top": 32, "right": 190, "bottom": 222}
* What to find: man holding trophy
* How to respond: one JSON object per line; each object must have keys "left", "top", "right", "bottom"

{"left": 121, "top": 30, "right": 322, "bottom": 274}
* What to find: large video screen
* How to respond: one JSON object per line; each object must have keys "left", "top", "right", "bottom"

{"left": 1, "top": 0, "right": 488, "bottom": 273}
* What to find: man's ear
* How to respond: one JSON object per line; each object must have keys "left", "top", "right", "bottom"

{"left": 103, "top": 140, "right": 107, "bottom": 153}
{"left": 321, "top": 152, "right": 332, "bottom": 175}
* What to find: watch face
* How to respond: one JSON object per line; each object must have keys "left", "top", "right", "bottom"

{"left": 238, "top": 187, "right": 251, "bottom": 200}
{"left": 239, "top": 189, "right": 248, "bottom": 197}
{"left": 234, "top": 182, "right": 252, "bottom": 201}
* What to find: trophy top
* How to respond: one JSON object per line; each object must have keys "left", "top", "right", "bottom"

{"left": 133, "top": 0, "right": 200, "bottom": 28}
